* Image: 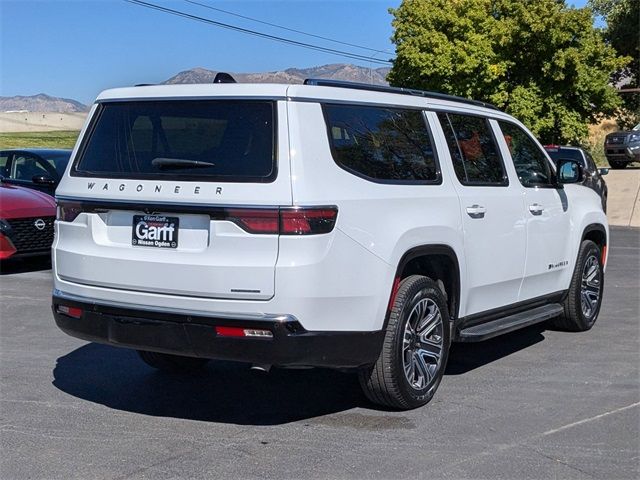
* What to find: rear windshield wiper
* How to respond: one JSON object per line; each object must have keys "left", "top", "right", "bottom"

{"left": 151, "top": 158, "right": 215, "bottom": 169}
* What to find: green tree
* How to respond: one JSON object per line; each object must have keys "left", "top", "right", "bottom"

{"left": 388, "top": 0, "right": 630, "bottom": 143}
{"left": 590, "top": 0, "right": 639, "bottom": 128}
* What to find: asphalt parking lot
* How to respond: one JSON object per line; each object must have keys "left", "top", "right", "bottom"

{"left": 1, "top": 227, "right": 638, "bottom": 480}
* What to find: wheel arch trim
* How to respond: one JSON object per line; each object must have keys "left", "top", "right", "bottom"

{"left": 581, "top": 223, "right": 607, "bottom": 245}
{"left": 389, "top": 244, "right": 461, "bottom": 323}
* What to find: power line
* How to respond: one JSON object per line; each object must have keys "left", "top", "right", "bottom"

{"left": 124, "top": 0, "right": 393, "bottom": 65}
{"left": 183, "top": 0, "right": 392, "bottom": 56}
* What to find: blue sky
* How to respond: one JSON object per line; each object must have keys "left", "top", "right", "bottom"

{"left": 1, "top": 0, "right": 590, "bottom": 104}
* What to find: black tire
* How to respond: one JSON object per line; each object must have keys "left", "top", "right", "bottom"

{"left": 359, "top": 275, "right": 450, "bottom": 410}
{"left": 137, "top": 350, "right": 209, "bottom": 373}
{"left": 549, "top": 240, "right": 604, "bottom": 332}
{"left": 608, "top": 160, "right": 627, "bottom": 169}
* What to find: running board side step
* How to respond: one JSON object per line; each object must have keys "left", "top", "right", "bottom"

{"left": 457, "top": 304, "right": 564, "bottom": 342}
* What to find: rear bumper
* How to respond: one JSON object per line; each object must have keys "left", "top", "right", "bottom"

{"left": 52, "top": 291, "right": 383, "bottom": 369}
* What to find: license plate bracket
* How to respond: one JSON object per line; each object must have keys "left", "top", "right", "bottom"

{"left": 132, "top": 215, "right": 179, "bottom": 249}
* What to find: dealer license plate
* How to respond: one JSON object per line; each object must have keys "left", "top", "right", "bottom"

{"left": 132, "top": 215, "right": 179, "bottom": 249}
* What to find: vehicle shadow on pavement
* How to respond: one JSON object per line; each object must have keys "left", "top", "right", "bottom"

{"left": 52, "top": 344, "right": 366, "bottom": 425}
{"left": 446, "top": 324, "right": 546, "bottom": 375}
{"left": 52, "top": 324, "right": 548, "bottom": 424}
{"left": 0, "top": 257, "right": 51, "bottom": 275}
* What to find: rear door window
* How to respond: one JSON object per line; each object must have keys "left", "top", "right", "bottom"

{"left": 74, "top": 100, "right": 276, "bottom": 182}
{"left": 323, "top": 104, "right": 440, "bottom": 183}
{"left": 437, "top": 112, "right": 507, "bottom": 186}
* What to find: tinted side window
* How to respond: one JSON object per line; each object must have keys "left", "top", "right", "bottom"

{"left": 44, "top": 154, "right": 71, "bottom": 178}
{"left": 546, "top": 148, "right": 583, "bottom": 165}
{"left": 437, "top": 112, "right": 507, "bottom": 185}
{"left": 323, "top": 104, "right": 439, "bottom": 183}
{"left": 499, "top": 121, "right": 553, "bottom": 187}
{"left": 11, "top": 154, "right": 49, "bottom": 180}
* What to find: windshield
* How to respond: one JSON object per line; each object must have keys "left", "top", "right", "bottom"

{"left": 74, "top": 100, "right": 276, "bottom": 182}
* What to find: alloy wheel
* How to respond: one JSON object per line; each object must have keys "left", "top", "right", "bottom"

{"left": 580, "top": 254, "right": 601, "bottom": 319}
{"left": 402, "top": 298, "right": 444, "bottom": 390}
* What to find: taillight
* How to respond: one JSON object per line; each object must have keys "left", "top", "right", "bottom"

{"left": 53, "top": 201, "right": 337, "bottom": 234}
{"left": 224, "top": 206, "right": 337, "bottom": 235}
{"left": 280, "top": 207, "right": 338, "bottom": 235}
{"left": 225, "top": 209, "right": 279, "bottom": 234}
{"left": 56, "top": 200, "right": 83, "bottom": 222}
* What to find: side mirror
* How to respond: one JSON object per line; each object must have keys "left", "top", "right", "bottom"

{"left": 32, "top": 174, "right": 57, "bottom": 185}
{"left": 557, "top": 160, "right": 583, "bottom": 184}
{"left": 598, "top": 167, "right": 609, "bottom": 176}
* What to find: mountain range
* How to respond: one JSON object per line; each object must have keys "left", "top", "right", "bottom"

{"left": 163, "top": 63, "right": 390, "bottom": 86}
{"left": 1, "top": 64, "right": 390, "bottom": 113}
{"left": 0, "top": 93, "right": 89, "bottom": 113}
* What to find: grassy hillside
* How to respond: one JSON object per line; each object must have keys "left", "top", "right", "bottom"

{"left": 587, "top": 119, "right": 619, "bottom": 167}
{"left": 0, "top": 130, "right": 80, "bottom": 149}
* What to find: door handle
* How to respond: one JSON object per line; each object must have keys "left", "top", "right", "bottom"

{"left": 529, "top": 203, "right": 544, "bottom": 215}
{"left": 466, "top": 204, "right": 486, "bottom": 219}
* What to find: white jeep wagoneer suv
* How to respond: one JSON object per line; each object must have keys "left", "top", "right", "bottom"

{"left": 52, "top": 78, "right": 608, "bottom": 409}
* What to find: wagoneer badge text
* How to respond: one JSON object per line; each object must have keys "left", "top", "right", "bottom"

{"left": 87, "top": 182, "right": 223, "bottom": 195}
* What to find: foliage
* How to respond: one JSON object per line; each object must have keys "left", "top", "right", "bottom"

{"left": 586, "top": 118, "right": 619, "bottom": 166}
{"left": 0, "top": 131, "right": 80, "bottom": 149}
{"left": 590, "top": 0, "right": 639, "bottom": 129}
{"left": 590, "top": 0, "right": 639, "bottom": 82}
{"left": 388, "top": 0, "right": 630, "bottom": 144}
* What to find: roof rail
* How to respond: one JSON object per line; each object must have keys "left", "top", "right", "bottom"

{"left": 134, "top": 83, "right": 156, "bottom": 87}
{"left": 303, "top": 78, "right": 499, "bottom": 111}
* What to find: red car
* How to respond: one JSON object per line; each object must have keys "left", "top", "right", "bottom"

{"left": 0, "top": 183, "right": 55, "bottom": 260}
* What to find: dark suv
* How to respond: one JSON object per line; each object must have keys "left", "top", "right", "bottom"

{"left": 604, "top": 123, "right": 640, "bottom": 169}
{"left": 0, "top": 149, "right": 71, "bottom": 196}
{"left": 544, "top": 145, "right": 608, "bottom": 212}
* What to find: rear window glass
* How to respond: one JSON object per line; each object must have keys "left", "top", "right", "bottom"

{"left": 74, "top": 101, "right": 276, "bottom": 182}
{"left": 323, "top": 104, "right": 439, "bottom": 183}
{"left": 40, "top": 152, "right": 71, "bottom": 177}
{"left": 545, "top": 148, "right": 584, "bottom": 166}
